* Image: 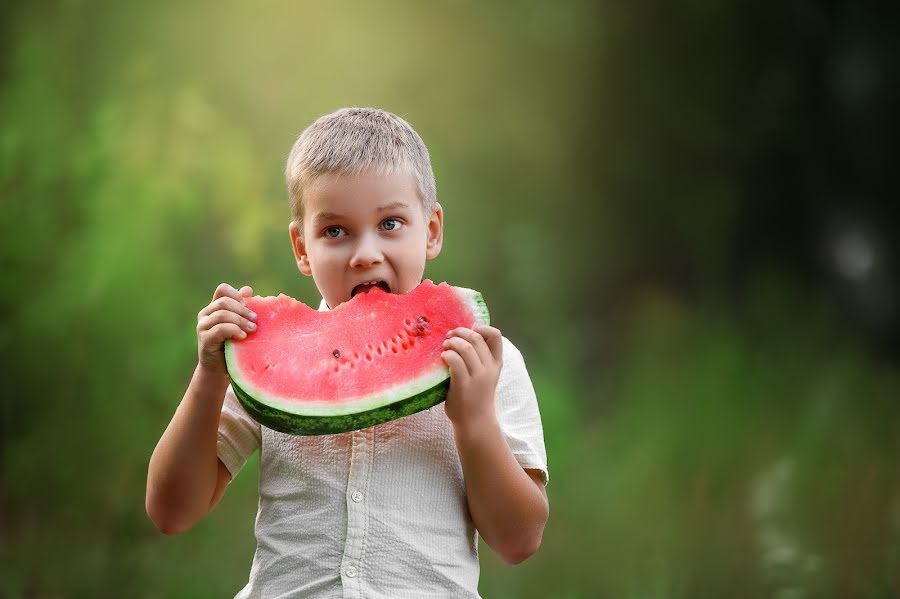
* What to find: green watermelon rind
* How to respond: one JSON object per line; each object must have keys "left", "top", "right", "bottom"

{"left": 230, "top": 376, "right": 451, "bottom": 436}
{"left": 224, "top": 285, "right": 489, "bottom": 435}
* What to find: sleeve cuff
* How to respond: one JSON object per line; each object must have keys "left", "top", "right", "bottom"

{"left": 217, "top": 432, "right": 249, "bottom": 479}
{"left": 515, "top": 454, "right": 549, "bottom": 486}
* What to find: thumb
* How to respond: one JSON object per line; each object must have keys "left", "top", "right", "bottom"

{"left": 476, "top": 325, "right": 503, "bottom": 363}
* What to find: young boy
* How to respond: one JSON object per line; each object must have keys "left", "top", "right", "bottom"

{"left": 146, "top": 107, "right": 549, "bottom": 598}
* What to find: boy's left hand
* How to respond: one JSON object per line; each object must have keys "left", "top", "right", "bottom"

{"left": 441, "top": 325, "right": 503, "bottom": 430}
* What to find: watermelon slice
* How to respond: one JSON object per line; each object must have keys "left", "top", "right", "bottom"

{"left": 224, "top": 280, "right": 489, "bottom": 435}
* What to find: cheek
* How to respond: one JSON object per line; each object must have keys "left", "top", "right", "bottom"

{"left": 395, "top": 240, "right": 428, "bottom": 275}
{"left": 307, "top": 244, "right": 344, "bottom": 272}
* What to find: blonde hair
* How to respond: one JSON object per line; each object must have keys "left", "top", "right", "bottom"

{"left": 285, "top": 107, "right": 437, "bottom": 233}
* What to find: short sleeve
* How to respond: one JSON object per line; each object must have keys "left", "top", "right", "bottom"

{"left": 217, "top": 385, "right": 262, "bottom": 479}
{"left": 495, "top": 337, "right": 550, "bottom": 486}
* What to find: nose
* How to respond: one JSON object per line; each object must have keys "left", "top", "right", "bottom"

{"left": 349, "top": 233, "right": 384, "bottom": 269}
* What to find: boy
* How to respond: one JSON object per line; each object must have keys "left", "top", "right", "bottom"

{"left": 146, "top": 107, "right": 549, "bottom": 598}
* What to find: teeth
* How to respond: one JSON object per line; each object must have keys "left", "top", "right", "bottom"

{"left": 352, "top": 281, "right": 385, "bottom": 297}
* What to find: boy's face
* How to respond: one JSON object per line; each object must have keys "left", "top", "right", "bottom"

{"left": 289, "top": 171, "right": 443, "bottom": 309}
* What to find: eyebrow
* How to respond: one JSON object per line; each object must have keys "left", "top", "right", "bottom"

{"left": 312, "top": 201, "right": 412, "bottom": 225}
{"left": 376, "top": 201, "right": 411, "bottom": 212}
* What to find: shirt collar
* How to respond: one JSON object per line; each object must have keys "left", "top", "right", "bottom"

{"left": 318, "top": 298, "right": 330, "bottom": 312}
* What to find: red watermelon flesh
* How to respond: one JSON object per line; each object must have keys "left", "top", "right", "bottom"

{"left": 224, "top": 280, "right": 489, "bottom": 435}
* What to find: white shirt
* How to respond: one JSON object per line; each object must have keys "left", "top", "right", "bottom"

{"left": 217, "top": 298, "right": 549, "bottom": 598}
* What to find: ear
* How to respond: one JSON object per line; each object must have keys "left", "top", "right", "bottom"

{"left": 425, "top": 202, "right": 444, "bottom": 260}
{"left": 289, "top": 221, "right": 313, "bottom": 276}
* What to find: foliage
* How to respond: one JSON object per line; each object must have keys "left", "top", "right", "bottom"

{"left": 2, "top": 1, "right": 897, "bottom": 597}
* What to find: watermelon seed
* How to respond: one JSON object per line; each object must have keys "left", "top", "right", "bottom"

{"left": 333, "top": 349, "right": 340, "bottom": 359}
{"left": 418, "top": 316, "right": 428, "bottom": 323}
{"left": 365, "top": 353, "right": 372, "bottom": 361}
{"left": 334, "top": 366, "right": 339, "bottom": 373}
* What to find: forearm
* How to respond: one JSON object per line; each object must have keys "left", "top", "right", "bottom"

{"left": 146, "top": 363, "right": 230, "bottom": 533}
{"left": 453, "top": 414, "right": 549, "bottom": 564}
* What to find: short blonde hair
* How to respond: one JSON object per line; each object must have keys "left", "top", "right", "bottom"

{"left": 285, "top": 107, "right": 437, "bottom": 232}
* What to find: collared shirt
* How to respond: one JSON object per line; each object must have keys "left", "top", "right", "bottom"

{"left": 217, "top": 298, "right": 549, "bottom": 598}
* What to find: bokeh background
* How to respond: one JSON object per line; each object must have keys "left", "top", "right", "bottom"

{"left": 3, "top": 1, "right": 899, "bottom": 597}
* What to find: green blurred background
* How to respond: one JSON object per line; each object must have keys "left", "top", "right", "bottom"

{"left": 2, "top": 1, "right": 899, "bottom": 597}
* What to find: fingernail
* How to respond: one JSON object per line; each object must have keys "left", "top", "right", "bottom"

{"left": 247, "top": 321, "right": 256, "bottom": 330}
{"left": 239, "top": 330, "right": 247, "bottom": 338}
{"left": 249, "top": 311, "right": 257, "bottom": 320}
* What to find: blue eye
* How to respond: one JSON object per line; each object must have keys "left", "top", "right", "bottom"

{"left": 325, "top": 226, "right": 344, "bottom": 239}
{"left": 382, "top": 218, "right": 402, "bottom": 232}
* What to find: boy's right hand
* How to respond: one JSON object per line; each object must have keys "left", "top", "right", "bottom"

{"left": 196, "top": 283, "right": 257, "bottom": 377}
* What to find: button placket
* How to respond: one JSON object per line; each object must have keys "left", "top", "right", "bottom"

{"left": 340, "top": 427, "right": 374, "bottom": 595}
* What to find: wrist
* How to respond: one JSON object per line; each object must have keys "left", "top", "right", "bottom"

{"left": 194, "top": 361, "right": 231, "bottom": 390}
{"left": 451, "top": 408, "right": 501, "bottom": 444}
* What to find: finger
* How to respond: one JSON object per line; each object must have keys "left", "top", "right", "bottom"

{"left": 200, "top": 310, "right": 257, "bottom": 333}
{"left": 474, "top": 325, "right": 503, "bottom": 365}
{"left": 239, "top": 286, "right": 253, "bottom": 297}
{"left": 441, "top": 349, "right": 469, "bottom": 382}
{"left": 446, "top": 327, "right": 492, "bottom": 366}
{"left": 201, "top": 323, "right": 247, "bottom": 347}
{"left": 198, "top": 310, "right": 256, "bottom": 335}
{"left": 198, "top": 297, "right": 256, "bottom": 321}
{"left": 442, "top": 336, "right": 483, "bottom": 374}
{"left": 199, "top": 296, "right": 242, "bottom": 320}
{"left": 212, "top": 283, "right": 243, "bottom": 303}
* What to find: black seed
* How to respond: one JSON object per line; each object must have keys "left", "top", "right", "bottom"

{"left": 333, "top": 349, "right": 340, "bottom": 359}
{"left": 418, "top": 316, "right": 428, "bottom": 323}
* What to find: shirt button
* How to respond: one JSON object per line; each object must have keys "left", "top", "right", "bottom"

{"left": 351, "top": 491, "right": 363, "bottom": 503}
{"left": 346, "top": 565, "right": 358, "bottom": 578}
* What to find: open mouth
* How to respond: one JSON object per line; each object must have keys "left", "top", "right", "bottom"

{"left": 351, "top": 280, "right": 391, "bottom": 298}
